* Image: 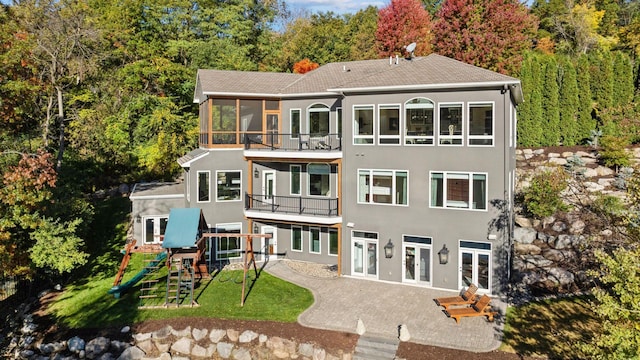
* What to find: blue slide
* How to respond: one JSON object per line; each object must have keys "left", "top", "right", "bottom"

{"left": 108, "top": 252, "right": 167, "bottom": 299}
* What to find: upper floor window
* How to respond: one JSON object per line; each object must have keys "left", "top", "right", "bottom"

{"left": 358, "top": 169, "right": 408, "bottom": 205}
{"left": 439, "top": 103, "right": 463, "bottom": 145}
{"left": 216, "top": 171, "right": 241, "bottom": 201}
{"left": 336, "top": 108, "right": 342, "bottom": 138}
{"left": 354, "top": 105, "right": 374, "bottom": 144}
{"left": 308, "top": 163, "right": 331, "bottom": 197}
{"left": 290, "top": 109, "right": 301, "bottom": 138}
{"left": 468, "top": 103, "right": 494, "bottom": 146}
{"left": 309, "top": 104, "right": 330, "bottom": 135}
{"left": 197, "top": 171, "right": 210, "bottom": 202}
{"left": 379, "top": 105, "right": 400, "bottom": 145}
{"left": 405, "top": 98, "right": 434, "bottom": 145}
{"left": 211, "top": 99, "right": 237, "bottom": 144}
{"left": 290, "top": 165, "right": 301, "bottom": 195}
{"left": 430, "top": 171, "right": 487, "bottom": 210}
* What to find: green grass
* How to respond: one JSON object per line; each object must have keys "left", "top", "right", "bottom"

{"left": 500, "top": 296, "right": 601, "bottom": 359}
{"left": 47, "top": 197, "right": 314, "bottom": 329}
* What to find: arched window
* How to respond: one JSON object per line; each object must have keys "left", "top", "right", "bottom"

{"left": 308, "top": 104, "right": 330, "bottom": 136}
{"left": 405, "top": 98, "right": 434, "bottom": 145}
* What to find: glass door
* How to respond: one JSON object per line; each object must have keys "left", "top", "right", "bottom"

{"left": 262, "top": 170, "right": 276, "bottom": 204}
{"left": 351, "top": 233, "right": 378, "bottom": 278}
{"left": 459, "top": 241, "right": 491, "bottom": 292}
{"left": 403, "top": 245, "right": 431, "bottom": 286}
{"left": 261, "top": 226, "right": 277, "bottom": 262}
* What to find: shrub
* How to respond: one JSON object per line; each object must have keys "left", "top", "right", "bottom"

{"left": 522, "top": 167, "right": 570, "bottom": 219}
{"left": 598, "top": 135, "right": 631, "bottom": 171}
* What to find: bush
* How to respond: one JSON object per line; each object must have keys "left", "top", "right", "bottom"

{"left": 598, "top": 135, "right": 631, "bottom": 170}
{"left": 522, "top": 167, "right": 570, "bottom": 219}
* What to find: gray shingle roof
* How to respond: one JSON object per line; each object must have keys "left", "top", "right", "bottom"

{"left": 130, "top": 182, "right": 184, "bottom": 198}
{"left": 177, "top": 148, "right": 210, "bottom": 167}
{"left": 194, "top": 54, "right": 521, "bottom": 100}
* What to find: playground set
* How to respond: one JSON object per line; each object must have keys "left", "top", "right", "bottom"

{"left": 109, "top": 208, "right": 271, "bottom": 308}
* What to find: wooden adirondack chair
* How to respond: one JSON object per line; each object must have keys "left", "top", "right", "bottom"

{"left": 434, "top": 284, "right": 478, "bottom": 310}
{"left": 444, "top": 294, "right": 497, "bottom": 324}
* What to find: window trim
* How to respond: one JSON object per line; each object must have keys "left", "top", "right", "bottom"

{"left": 329, "top": 228, "right": 338, "bottom": 256}
{"left": 307, "top": 163, "right": 331, "bottom": 198}
{"left": 142, "top": 215, "right": 169, "bottom": 244}
{"left": 353, "top": 104, "right": 375, "bottom": 145}
{"left": 291, "top": 225, "right": 303, "bottom": 252}
{"left": 290, "top": 165, "right": 302, "bottom": 195}
{"left": 215, "top": 170, "right": 242, "bottom": 202}
{"left": 438, "top": 102, "right": 464, "bottom": 146}
{"left": 377, "top": 103, "right": 401, "bottom": 146}
{"left": 467, "top": 101, "right": 495, "bottom": 147}
{"left": 214, "top": 222, "right": 242, "bottom": 260}
{"left": 197, "top": 170, "right": 211, "bottom": 203}
{"left": 307, "top": 103, "right": 330, "bottom": 135}
{"left": 429, "top": 171, "right": 488, "bottom": 211}
{"left": 290, "top": 108, "right": 301, "bottom": 139}
{"left": 357, "top": 168, "right": 409, "bottom": 206}
{"left": 309, "top": 227, "right": 321, "bottom": 254}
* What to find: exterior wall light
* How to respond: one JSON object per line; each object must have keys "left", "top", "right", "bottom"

{"left": 254, "top": 168, "right": 259, "bottom": 178}
{"left": 135, "top": 214, "right": 141, "bottom": 223}
{"left": 438, "top": 245, "right": 450, "bottom": 264}
{"left": 384, "top": 239, "right": 394, "bottom": 259}
{"left": 253, "top": 223, "right": 259, "bottom": 233}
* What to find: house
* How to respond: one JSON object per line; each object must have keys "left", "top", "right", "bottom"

{"left": 130, "top": 54, "right": 522, "bottom": 295}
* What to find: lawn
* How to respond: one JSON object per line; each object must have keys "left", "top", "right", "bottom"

{"left": 500, "top": 296, "right": 601, "bottom": 359}
{"left": 47, "top": 197, "right": 313, "bottom": 329}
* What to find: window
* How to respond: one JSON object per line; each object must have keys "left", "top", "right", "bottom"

{"left": 336, "top": 108, "right": 342, "bottom": 138}
{"left": 308, "top": 163, "right": 330, "bottom": 197}
{"left": 290, "top": 165, "right": 301, "bottom": 195}
{"left": 439, "top": 103, "right": 463, "bottom": 145}
{"left": 468, "top": 103, "right": 494, "bottom": 146}
{"left": 358, "top": 169, "right": 408, "bottom": 205}
{"left": 430, "top": 172, "right": 487, "bottom": 210}
{"left": 405, "top": 98, "right": 434, "bottom": 145}
{"left": 309, "top": 104, "right": 329, "bottom": 135}
{"left": 216, "top": 171, "right": 241, "bottom": 201}
{"left": 329, "top": 228, "right": 338, "bottom": 256}
{"left": 214, "top": 223, "right": 241, "bottom": 260}
{"left": 379, "top": 105, "right": 400, "bottom": 145}
{"left": 353, "top": 105, "right": 374, "bottom": 144}
{"left": 210, "top": 99, "right": 237, "bottom": 144}
{"left": 290, "top": 109, "right": 301, "bottom": 138}
{"left": 310, "top": 227, "right": 321, "bottom": 253}
{"left": 197, "top": 171, "right": 210, "bottom": 202}
{"left": 291, "top": 226, "right": 302, "bottom": 252}
{"left": 144, "top": 216, "right": 168, "bottom": 244}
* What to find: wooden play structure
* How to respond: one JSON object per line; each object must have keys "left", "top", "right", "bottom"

{"left": 110, "top": 208, "right": 271, "bottom": 308}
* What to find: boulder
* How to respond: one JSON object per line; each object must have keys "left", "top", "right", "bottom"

{"left": 569, "top": 219, "right": 586, "bottom": 234}
{"left": 69, "top": 336, "right": 86, "bottom": 353}
{"left": 514, "top": 216, "right": 533, "bottom": 228}
{"left": 514, "top": 243, "right": 542, "bottom": 256}
{"left": 549, "top": 157, "right": 567, "bottom": 165}
{"left": 398, "top": 324, "right": 410, "bottom": 342}
{"left": 170, "top": 337, "right": 193, "bottom": 355}
{"left": 551, "top": 221, "right": 567, "bottom": 232}
{"left": 231, "top": 347, "right": 252, "bottom": 360}
{"left": 299, "top": 343, "right": 315, "bottom": 357}
{"left": 135, "top": 339, "right": 156, "bottom": 355}
{"left": 596, "top": 166, "right": 615, "bottom": 176}
{"left": 238, "top": 330, "right": 258, "bottom": 343}
{"left": 226, "top": 329, "right": 239, "bottom": 342}
{"left": 313, "top": 348, "right": 327, "bottom": 360}
{"left": 191, "top": 344, "right": 207, "bottom": 357}
{"left": 209, "top": 329, "right": 226, "bottom": 343}
{"left": 514, "top": 227, "right": 537, "bottom": 244}
{"left": 171, "top": 326, "right": 191, "bottom": 338}
{"left": 116, "top": 346, "right": 145, "bottom": 360}
{"left": 582, "top": 168, "right": 598, "bottom": 177}
{"left": 554, "top": 234, "right": 584, "bottom": 250}
{"left": 192, "top": 328, "right": 208, "bottom": 342}
{"left": 217, "top": 342, "right": 234, "bottom": 359}
{"left": 542, "top": 248, "right": 575, "bottom": 262}
{"left": 152, "top": 326, "right": 172, "bottom": 341}
{"left": 546, "top": 267, "right": 575, "bottom": 286}
{"left": 86, "top": 337, "right": 111, "bottom": 359}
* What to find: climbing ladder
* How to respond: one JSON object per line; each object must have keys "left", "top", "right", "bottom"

{"left": 113, "top": 240, "right": 137, "bottom": 286}
{"left": 165, "top": 256, "right": 197, "bottom": 308}
{"left": 138, "top": 251, "right": 163, "bottom": 308}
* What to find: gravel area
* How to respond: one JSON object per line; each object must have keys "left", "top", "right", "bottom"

{"left": 219, "top": 260, "right": 338, "bottom": 279}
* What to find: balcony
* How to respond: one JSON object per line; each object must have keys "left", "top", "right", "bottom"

{"left": 244, "top": 133, "right": 342, "bottom": 159}
{"left": 245, "top": 193, "right": 340, "bottom": 224}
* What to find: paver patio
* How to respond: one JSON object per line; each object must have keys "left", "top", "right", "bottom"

{"left": 265, "top": 260, "right": 506, "bottom": 352}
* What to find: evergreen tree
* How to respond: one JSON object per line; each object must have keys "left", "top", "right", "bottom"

{"left": 612, "top": 51, "right": 634, "bottom": 108}
{"left": 558, "top": 57, "right": 580, "bottom": 145}
{"left": 541, "top": 56, "right": 560, "bottom": 146}
{"left": 517, "top": 53, "right": 544, "bottom": 146}
{"left": 589, "top": 51, "right": 614, "bottom": 111}
{"left": 576, "top": 54, "right": 595, "bottom": 142}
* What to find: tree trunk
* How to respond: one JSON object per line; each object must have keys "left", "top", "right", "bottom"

{"left": 55, "top": 86, "right": 64, "bottom": 172}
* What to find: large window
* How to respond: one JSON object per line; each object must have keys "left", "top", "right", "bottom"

{"left": 358, "top": 169, "right": 408, "bottom": 205}
{"left": 329, "top": 228, "right": 338, "bottom": 256}
{"left": 310, "top": 227, "right": 321, "bottom": 253}
{"left": 353, "top": 105, "right": 374, "bottom": 144}
{"left": 291, "top": 226, "right": 302, "bottom": 252}
{"left": 216, "top": 171, "right": 241, "bottom": 201}
{"left": 405, "top": 98, "right": 434, "bottom": 145}
{"left": 290, "top": 165, "right": 301, "bottom": 195}
{"left": 197, "top": 171, "right": 210, "bottom": 202}
{"left": 211, "top": 99, "right": 237, "bottom": 144}
{"left": 439, "top": 103, "right": 463, "bottom": 145}
{"left": 430, "top": 172, "right": 487, "bottom": 210}
{"left": 379, "top": 105, "right": 400, "bottom": 145}
{"left": 308, "top": 163, "right": 330, "bottom": 197}
{"left": 290, "top": 109, "right": 301, "bottom": 138}
{"left": 214, "top": 223, "right": 241, "bottom": 260}
{"left": 309, "top": 104, "right": 330, "bottom": 135}
{"left": 468, "top": 103, "right": 494, "bottom": 146}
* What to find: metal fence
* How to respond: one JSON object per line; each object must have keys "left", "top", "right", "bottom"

{"left": 0, "top": 275, "right": 31, "bottom": 303}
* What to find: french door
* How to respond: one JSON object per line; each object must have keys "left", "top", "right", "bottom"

{"left": 261, "top": 226, "right": 277, "bottom": 262}
{"left": 459, "top": 241, "right": 492, "bottom": 292}
{"left": 262, "top": 170, "right": 276, "bottom": 204}
{"left": 351, "top": 231, "right": 378, "bottom": 278}
{"left": 403, "top": 244, "right": 431, "bottom": 286}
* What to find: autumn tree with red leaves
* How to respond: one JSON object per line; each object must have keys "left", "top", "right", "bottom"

{"left": 432, "top": 0, "right": 537, "bottom": 75}
{"left": 293, "top": 58, "right": 319, "bottom": 74}
{"left": 376, "top": 0, "right": 433, "bottom": 58}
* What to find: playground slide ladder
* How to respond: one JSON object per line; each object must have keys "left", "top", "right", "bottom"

{"left": 165, "top": 257, "right": 197, "bottom": 308}
{"left": 138, "top": 252, "right": 163, "bottom": 308}
{"left": 113, "top": 240, "right": 137, "bottom": 287}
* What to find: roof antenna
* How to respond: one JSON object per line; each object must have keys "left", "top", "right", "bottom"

{"left": 404, "top": 42, "right": 417, "bottom": 60}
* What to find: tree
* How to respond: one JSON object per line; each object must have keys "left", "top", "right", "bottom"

{"left": 293, "top": 58, "right": 319, "bottom": 74}
{"left": 432, "top": 0, "right": 537, "bottom": 75}
{"left": 517, "top": 53, "right": 545, "bottom": 147}
{"left": 345, "top": 6, "right": 379, "bottom": 61}
{"left": 611, "top": 51, "right": 634, "bottom": 108}
{"left": 376, "top": 0, "right": 432, "bottom": 58}
{"left": 541, "top": 56, "right": 560, "bottom": 146}
{"left": 30, "top": 218, "right": 88, "bottom": 276}
{"left": 557, "top": 57, "right": 580, "bottom": 145}
{"left": 576, "top": 54, "right": 594, "bottom": 142}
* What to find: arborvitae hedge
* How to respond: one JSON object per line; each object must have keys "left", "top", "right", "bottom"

{"left": 542, "top": 56, "right": 560, "bottom": 146}
{"left": 558, "top": 57, "right": 579, "bottom": 146}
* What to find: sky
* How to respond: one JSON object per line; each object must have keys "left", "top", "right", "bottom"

{"left": 285, "top": 0, "right": 386, "bottom": 14}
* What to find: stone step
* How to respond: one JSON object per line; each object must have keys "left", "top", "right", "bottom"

{"left": 353, "top": 335, "right": 399, "bottom": 360}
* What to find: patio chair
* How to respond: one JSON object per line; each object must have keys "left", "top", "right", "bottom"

{"left": 443, "top": 294, "right": 497, "bottom": 324}
{"left": 434, "top": 284, "right": 478, "bottom": 310}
